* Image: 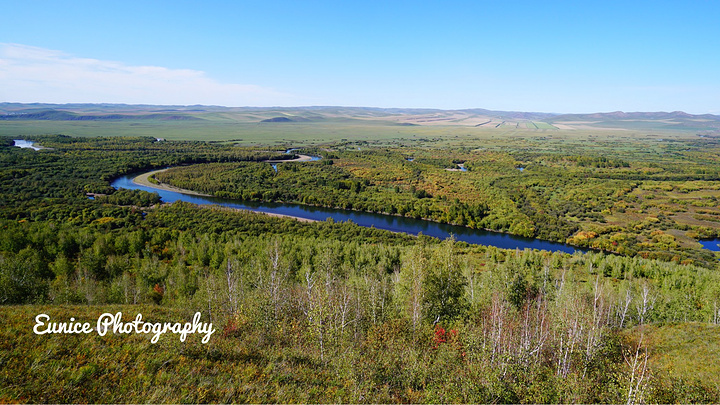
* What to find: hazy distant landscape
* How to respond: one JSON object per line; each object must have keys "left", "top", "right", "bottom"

{"left": 2, "top": 103, "right": 719, "bottom": 145}
{"left": 3, "top": 100, "right": 720, "bottom": 402}
{"left": 3, "top": 102, "right": 719, "bottom": 129}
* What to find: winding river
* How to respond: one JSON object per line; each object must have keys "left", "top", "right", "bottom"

{"left": 111, "top": 167, "right": 586, "bottom": 254}
{"left": 12, "top": 140, "right": 715, "bottom": 256}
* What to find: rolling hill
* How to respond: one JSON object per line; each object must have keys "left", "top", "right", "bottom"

{"left": 2, "top": 103, "right": 720, "bottom": 133}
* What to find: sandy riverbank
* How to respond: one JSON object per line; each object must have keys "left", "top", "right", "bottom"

{"left": 133, "top": 169, "right": 212, "bottom": 197}
{"left": 131, "top": 169, "right": 317, "bottom": 223}
{"left": 225, "top": 207, "right": 317, "bottom": 223}
{"left": 263, "top": 154, "right": 315, "bottom": 163}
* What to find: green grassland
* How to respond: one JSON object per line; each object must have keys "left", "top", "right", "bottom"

{"left": 0, "top": 119, "right": 704, "bottom": 159}
{"left": 0, "top": 118, "right": 516, "bottom": 145}
{"left": 640, "top": 323, "right": 720, "bottom": 388}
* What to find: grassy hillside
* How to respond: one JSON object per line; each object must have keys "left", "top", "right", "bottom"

{"left": 641, "top": 323, "right": 720, "bottom": 387}
{"left": 3, "top": 305, "right": 719, "bottom": 403}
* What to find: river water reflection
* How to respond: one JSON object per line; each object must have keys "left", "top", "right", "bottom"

{"left": 112, "top": 171, "right": 586, "bottom": 254}
{"left": 13, "top": 139, "right": 42, "bottom": 150}
{"left": 699, "top": 239, "right": 720, "bottom": 252}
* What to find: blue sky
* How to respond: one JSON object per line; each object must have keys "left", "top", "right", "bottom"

{"left": 1, "top": 0, "right": 719, "bottom": 113}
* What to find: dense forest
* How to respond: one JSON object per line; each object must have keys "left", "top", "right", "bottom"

{"left": 155, "top": 145, "right": 720, "bottom": 266}
{"left": 1, "top": 135, "right": 720, "bottom": 403}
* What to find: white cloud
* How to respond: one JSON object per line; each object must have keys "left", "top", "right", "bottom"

{"left": 0, "top": 43, "right": 297, "bottom": 106}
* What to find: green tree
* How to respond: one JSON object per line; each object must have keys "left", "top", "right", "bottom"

{"left": 423, "top": 238, "right": 468, "bottom": 324}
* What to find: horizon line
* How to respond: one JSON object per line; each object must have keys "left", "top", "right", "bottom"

{"left": 2, "top": 101, "right": 719, "bottom": 117}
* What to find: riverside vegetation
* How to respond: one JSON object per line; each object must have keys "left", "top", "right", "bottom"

{"left": 1, "top": 134, "right": 720, "bottom": 403}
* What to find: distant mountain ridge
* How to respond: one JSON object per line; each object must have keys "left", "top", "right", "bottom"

{"left": 1, "top": 103, "right": 718, "bottom": 131}
{"left": 551, "top": 111, "right": 720, "bottom": 121}
{"left": 2, "top": 102, "right": 717, "bottom": 120}
{"left": 0, "top": 108, "right": 204, "bottom": 121}
{"left": 546, "top": 110, "right": 720, "bottom": 132}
